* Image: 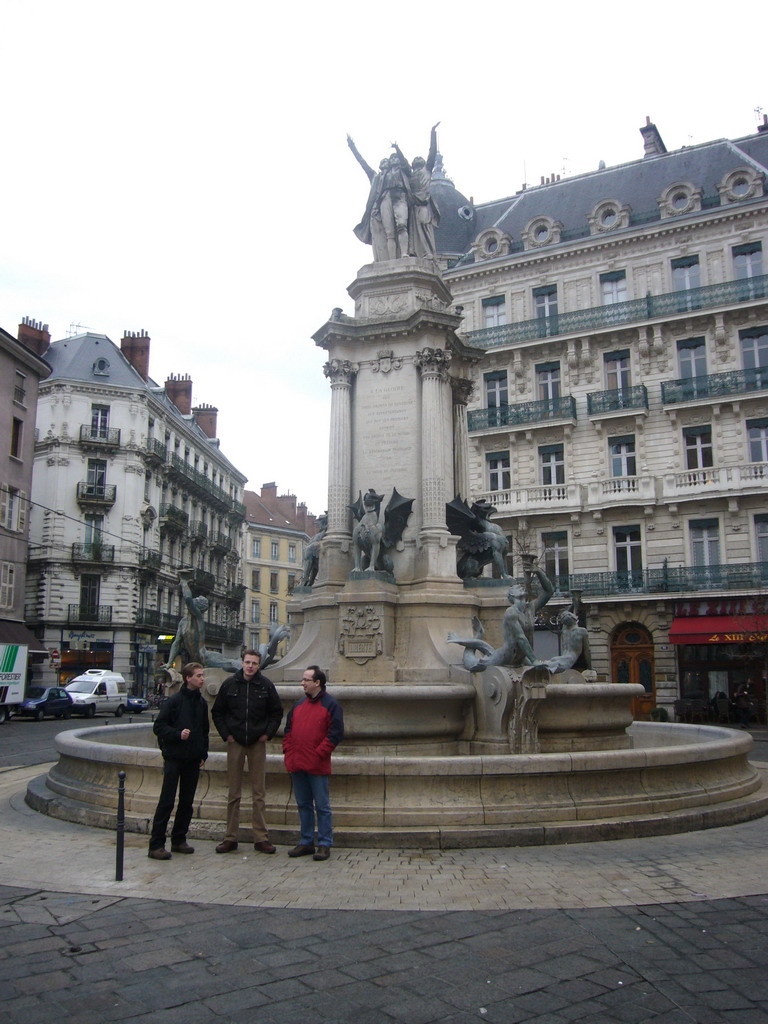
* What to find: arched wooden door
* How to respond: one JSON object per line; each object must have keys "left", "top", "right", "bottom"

{"left": 611, "top": 623, "right": 656, "bottom": 719}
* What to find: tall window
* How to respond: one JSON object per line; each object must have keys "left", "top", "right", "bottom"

{"left": 269, "top": 602, "right": 278, "bottom": 624}
{"left": 541, "top": 531, "right": 569, "bottom": 590}
{"left": 80, "top": 574, "right": 101, "bottom": 615}
{"left": 604, "top": 350, "right": 631, "bottom": 390}
{"left": 250, "top": 600, "right": 260, "bottom": 623}
{"left": 251, "top": 569, "right": 261, "bottom": 591}
{"left": 86, "top": 459, "right": 107, "bottom": 496}
{"left": 484, "top": 371, "right": 508, "bottom": 409}
{"left": 683, "top": 426, "right": 713, "bottom": 469}
{"left": 755, "top": 515, "right": 768, "bottom": 563}
{"left": 288, "top": 544, "right": 296, "bottom": 563}
{"left": 271, "top": 540, "right": 279, "bottom": 560}
{"left": 609, "top": 435, "right": 636, "bottom": 477}
{"left": 251, "top": 537, "right": 261, "bottom": 558}
{"left": 600, "top": 270, "right": 627, "bottom": 304}
{"left": 270, "top": 571, "right": 279, "bottom": 593}
{"left": 747, "top": 419, "right": 768, "bottom": 462}
{"left": 1, "top": 486, "right": 21, "bottom": 531}
{"left": 533, "top": 286, "right": 558, "bottom": 332}
{"left": 613, "top": 525, "right": 643, "bottom": 586}
{"left": 690, "top": 518, "right": 720, "bottom": 568}
{"left": 482, "top": 295, "right": 506, "bottom": 328}
{"left": 539, "top": 444, "right": 564, "bottom": 486}
{"left": 733, "top": 242, "right": 763, "bottom": 299}
{"left": 90, "top": 404, "right": 110, "bottom": 439}
{"left": 740, "top": 328, "right": 768, "bottom": 388}
{"left": 84, "top": 514, "right": 104, "bottom": 548}
{"left": 487, "top": 452, "right": 510, "bottom": 491}
{"left": 672, "top": 255, "right": 701, "bottom": 310}
{"left": 677, "top": 337, "right": 707, "bottom": 379}
{"left": 14, "top": 371, "right": 26, "bottom": 405}
{"left": 536, "top": 362, "right": 560, "bottom": 401}
{"left": 0, "top": 562, "right": 14, "bottom": 609}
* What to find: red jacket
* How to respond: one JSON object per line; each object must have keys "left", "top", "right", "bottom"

{"left": 283, "top": 691, "right": 344, "bottom": 775}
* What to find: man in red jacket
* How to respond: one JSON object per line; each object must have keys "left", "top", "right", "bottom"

{"left": 282, "top": 665, "right": 344, "bottom": 861}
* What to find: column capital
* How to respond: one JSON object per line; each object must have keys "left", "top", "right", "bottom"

{"left": 324, "top": 359, "right": 359, "bottom": 386}
{"left": 414, "top": 347, "right": 452, "bottom": 379}
{"left": 449, "top": 375, "right": 474, "bottom": 405}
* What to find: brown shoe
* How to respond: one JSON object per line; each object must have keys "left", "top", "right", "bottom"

{"left": 171, "top": 842, "right": 194, "bottom": 854}
{"left": 313, "top": 846, "right": 330, "bottom": 861}
{"left": 148, "top": 847, "right": 171, "bottom": 860}
{"left": 254, "top": 840, "right": 276, "bottom": 854}
{"left": 288, "top": 844, "right": 315, "bottom": 857}
{"left": 215, "top": 840, "right": 238, "bottom": 854}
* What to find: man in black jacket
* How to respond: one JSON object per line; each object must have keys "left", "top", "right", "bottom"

{"left": 148, "top": 662, "right": 209, "bottom": 860}
{"left": 211, "top": 649, "right": 283, "bottom": 854}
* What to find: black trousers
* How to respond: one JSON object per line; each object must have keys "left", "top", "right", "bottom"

{"left": 149, "top": 758, "right": 200, "bottom": 849}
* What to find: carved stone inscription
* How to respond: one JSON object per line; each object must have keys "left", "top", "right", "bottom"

{"left": 354, "top": 364, "right": 419, "bottom": 499}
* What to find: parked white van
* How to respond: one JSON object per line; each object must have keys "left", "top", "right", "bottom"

{"left": 65, "top": 670, "right": 128, "bottom": 718}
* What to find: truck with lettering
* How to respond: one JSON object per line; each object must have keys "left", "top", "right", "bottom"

{"left": 0, "top": 643, "right": 28, "bottom": 723}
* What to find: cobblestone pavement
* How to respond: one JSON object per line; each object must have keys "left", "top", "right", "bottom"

{"left": 2, "top": 756, "right": 768, "bottom": 1022}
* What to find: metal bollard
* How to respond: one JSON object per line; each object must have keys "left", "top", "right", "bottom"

{"left": 116, "top": 770, "right": 126, "bottom": 881}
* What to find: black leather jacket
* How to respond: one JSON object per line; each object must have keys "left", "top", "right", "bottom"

{"left": 153, "top": 685, "right": 209, "bottom": 762}
{"left": 211, "top": 669, "right": 283, "bottom": 746}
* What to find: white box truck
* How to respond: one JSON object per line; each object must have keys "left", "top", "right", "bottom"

{"left": 0, "top": 643, "right": 28, "bottom": 723}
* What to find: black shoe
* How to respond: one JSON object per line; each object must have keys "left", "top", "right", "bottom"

{"left": 313, "top": 846, "right": 330, "bottom": 861}
{"left": 215, "top": 840, "right": 238, "bottom": 853}
{"left": 254, "top": 840, "right": 276, "bottom": 854}
{"left": 171, "top": 842, "right": 194, "bottom": 854}
{"left": 148, "top": 847, "right": 172, "bottom": 860}
{"left": 288, "top": 844, "right": 315, "bottom": 857}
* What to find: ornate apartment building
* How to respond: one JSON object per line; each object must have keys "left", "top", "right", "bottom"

{"left": 26, "top": 328, "right": 247, "bottom": 692}
{"left": 243, "top": 483, "right": 317, "bottom": 654}
{"left": 438, "top": 117, "right": 768, "bottom": 715}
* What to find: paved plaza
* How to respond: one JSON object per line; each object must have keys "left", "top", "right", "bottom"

{"left": 2, "top": 750, "right": 768, "bottom": 1022}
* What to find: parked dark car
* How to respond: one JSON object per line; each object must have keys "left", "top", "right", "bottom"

{"left": 18, "top": 687, "right": 73, "bottom": 721}
{"left": 126, "top": 696, "right": 150, "bottom": 713}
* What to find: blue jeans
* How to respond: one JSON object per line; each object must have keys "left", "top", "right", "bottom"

{"left": 291, "top": 772, "right": 332, "bottom": 847}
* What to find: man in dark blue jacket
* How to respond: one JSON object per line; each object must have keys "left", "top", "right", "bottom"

{"left": 211, "top": 650, "right": 283, "bottom": 854}
{"left": 283, "top": 665, "right": 344, "bottom": 861}
{"left": 148, "top": 662, "right": 209, "bottom": 860}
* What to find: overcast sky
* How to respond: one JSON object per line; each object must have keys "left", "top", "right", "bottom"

{"left": 2, "top": 1, "right": 764, "bottom": 516}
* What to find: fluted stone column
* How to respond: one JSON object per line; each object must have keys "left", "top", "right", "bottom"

{"left": 320, "top": 358, "right": 358, "bottom": 584}
{"left": 451, "top": 376, "right": 474, "bottom": 501}
{"left": 413, "top": 347, "right": 456, "bottom": 580}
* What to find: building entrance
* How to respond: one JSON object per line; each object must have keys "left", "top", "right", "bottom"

{"left": 611, "top": 623, "right": 656, "bottom": 719}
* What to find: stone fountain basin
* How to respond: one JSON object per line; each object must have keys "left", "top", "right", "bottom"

{"left": 25, "top": 720, "right": 768, "bottom": 849}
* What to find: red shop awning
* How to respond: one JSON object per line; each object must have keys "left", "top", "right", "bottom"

{"left": 669, "top": 615, "right": 768, "bottom": 644}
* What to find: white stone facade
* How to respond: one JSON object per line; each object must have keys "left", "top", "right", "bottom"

{"left": 443, "top": 123, "right": 768, "bottom": 715}
{"left": 26, "top": 333, "right": 247, "bottom": 692}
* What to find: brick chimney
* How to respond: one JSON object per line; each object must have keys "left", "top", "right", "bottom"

{"left": 18, "top": 316, "right": 51, "bottom": 357}
{"left": 640, "top": 116, "right": 667, "bottom": 157}
{"left": 165, "top": 373, "right": 193, "bottom": 415}
{"left": 121, "top": 329, "right": 151, "bottom": 381}
{"left": 193, "top": 403, "right": 218, "bottom": 438}
{"left": 260, "top": 482, "right": 278, "bottom": 504}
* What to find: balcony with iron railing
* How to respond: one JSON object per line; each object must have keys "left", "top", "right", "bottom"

{"left": 564, "top": 561, "right": 768, "bottom": 598}
{"left": 466, "top": 274, "right": 768, "bottom": 349}
{"left": 467, "top": 395, "right": 576, "bottom": 432}
{"left": 138, "top": 547, "right": 162, "bottom": 571}
{"left": 158, "top": 503, "right": 189, "bottom": 531}
{"left": 210, "top": 531, "right": 232, "bottom": 554}
{"left": 136, "top": 607, "right": 162, "bottom": 628}
{"left": 14, "top": 384, "right": 26, "bottom": 404}
{"left": 143, "top": 437, "right": 168, "bottom": 463}
{"left": 189, "top": 521, "right": 208, "bottom": 543}
{"left": 76, "top": 482, "right": 117, "bottom": 507}
{"left": 226, "top": 583, "right": 247, "bottom": 604}
{"left": 78, "top": 424, "right": 121, "bottom": 448}
{"left": 71, "top": 542, "right": 116, "bottom": 563}
{"left": 662, "top": 366, "right": 768, "bottom": 405}
{"left": 661, "top": 462, "right": 768, "bottom": 501}
{"left": 67, "top": 604, "right": 113, "bottom": 624}
{"left": 190, "top": 568, "right": 216, "bottom": 593}
{"left": 587, "top": 385, "right": 648, "bottom": 416}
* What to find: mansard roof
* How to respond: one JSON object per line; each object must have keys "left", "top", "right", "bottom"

{"left": 443, "top": 126, "right": 768, "bottom": 262}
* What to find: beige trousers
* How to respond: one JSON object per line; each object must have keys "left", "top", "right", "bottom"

{"left": 224, "top": 740, "right": 268, "bottom": 842}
